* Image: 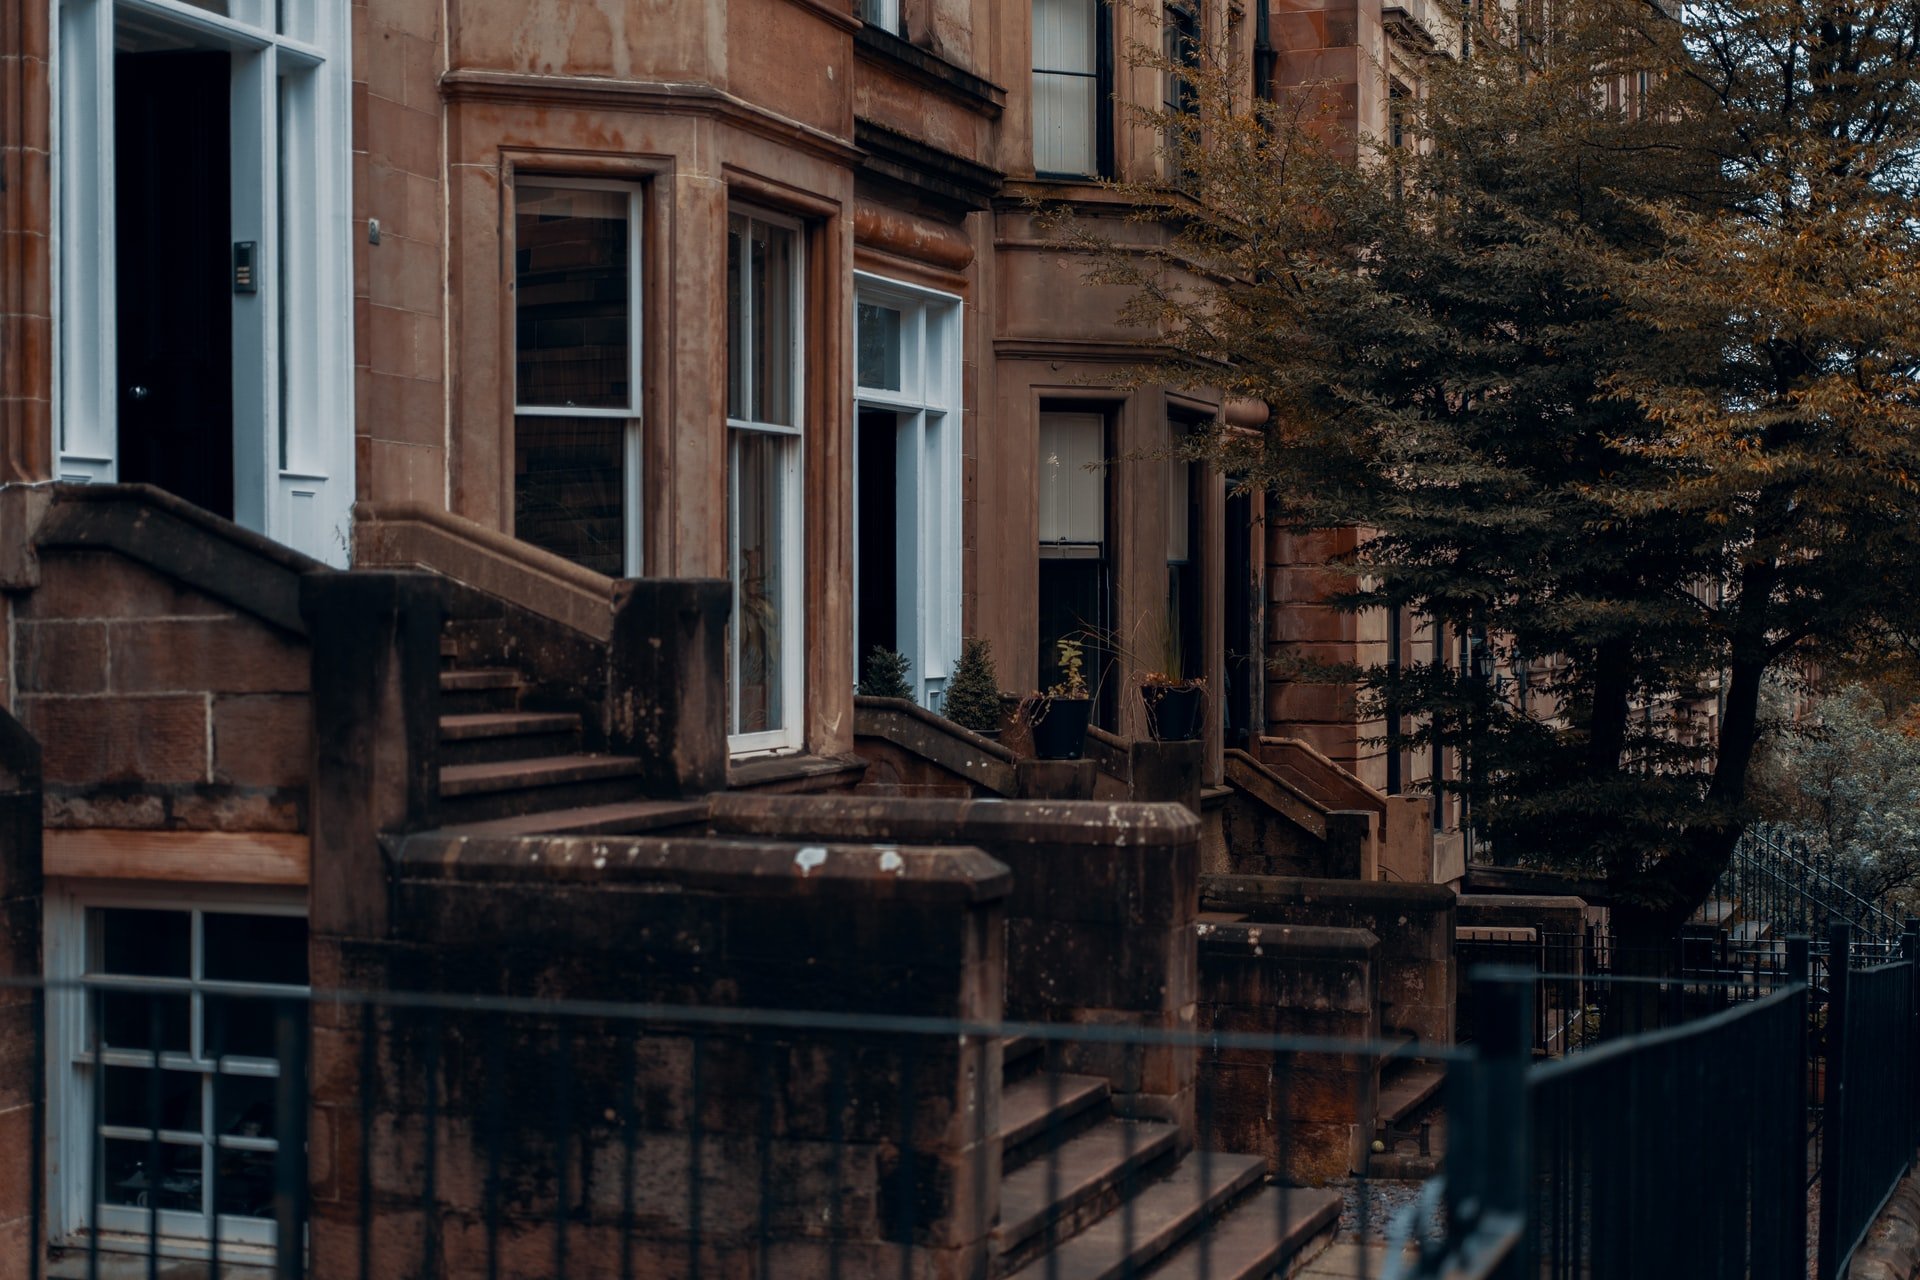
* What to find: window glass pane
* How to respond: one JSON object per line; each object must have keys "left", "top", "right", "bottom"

{"left": 215, "top": 1072, "right": 279, "bottom": 1144}
{"left": 102, "top": 1138, "right": 202, "bottom": 1213}
{"left": 1038, "top": 412, "right": 1105, "bottom": 545}
{"left": 728, "top": 216, "right": 746, "bottom": 419}
{"left": 1034, "top": 74, "right": 1098, "bottom": 175}
{"left": 731, "top": 432, "right": 787, "bottom": 734}
{"left": 100, "top": 991, "right": 192, "bottom": 1054}
{"left": 96, "top": 909, "right": 190, "bottom": 978}
{"left": 205, "top": 991, "right": 289, "bottom": 1060}
{"left": 214, "top": 1146, "right": 277, "bottom": 1220}
{"left": 1034, "top": 0, "right": 1096, "bottom": 72}
{"left": 751, "top": 222, "right": 795, "bottom": 427}
{"left": 857, "top": 302, "right": 903, "bottom": 392}
{"left": 514, "top": 414, "right": 626, "bottom": 577}
{"left": 1167, "top": 457, "right": 1192, "bottom": 563}
{"left": 204, "top": 913, "right": 308, "bottom": 987}
{"left": 104, "top": 1066, "right": 203, "bottom": 1132}
{"left": 515, "top": 185, "right": 631, "bottom": 410}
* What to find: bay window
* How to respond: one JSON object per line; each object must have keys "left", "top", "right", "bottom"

{"left": 727, "top": 210, "right": 806, "bottom": 753}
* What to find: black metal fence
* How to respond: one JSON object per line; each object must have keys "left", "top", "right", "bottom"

{"left": 1720, "top": 826, "right": 1908, "bottom": 955}
{"left": 1817, "top": 922, "right": 1920, "bottom": 1280}
{"left": 5, "top": 977, "right": 1464, "bottom": 1280}
{"left": 1440, "top": 969, "right": 1809, "bottom": 1280}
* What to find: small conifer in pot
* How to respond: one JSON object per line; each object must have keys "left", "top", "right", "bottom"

{"left": 943, "top": 637, "right": 1004, "bottom": 735}
{"left": 857, "top": 646, "right": 914, "bottom": 702}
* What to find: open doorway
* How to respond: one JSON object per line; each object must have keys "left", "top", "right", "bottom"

{"left": 114, "top": 44, "right": 235, "bottom": 519}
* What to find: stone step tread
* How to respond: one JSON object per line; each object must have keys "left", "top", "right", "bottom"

{"left": 1000, "top": 1073, "right": 1108, "bottom": 1149}
{"left": 1003, "top": 1034, "right": 1043, "bottom": 1068}
{"left": 1378, "top": 1061, "right": 1446, "bottom": 1127}
{"left": 435, "top": 799, "right": 709, "bottom": 838}
{"left": 440, "top": 669, "right": 521, "bottom": 691}
{"left": 439, "top": 754, "right": 648, "bottom": 796}
{"left": 997, "top": 1120, "right": 1180, "bottom": 1254}
{"left": 439, "top": 711, "right": 581, "bottom": 740}
{"left": 1004, "top": 1150, "right": 1268, "bottom": 1280}
{"left": 1145, "top": 1185, "right": 1343, "bottom": 1280}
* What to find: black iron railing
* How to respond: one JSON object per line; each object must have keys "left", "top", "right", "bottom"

{"left": 1816, "top": 922, "right": 1920, "bottom": 1280}
{"left": 1719, "top": 825, "right": 1906, "bottom": 955}
{"left": 6, "top": 977, "right": 1465, "bottom": 1280}
{"left": 1441, "top": 967, "right": 1809, "bottom": 1280}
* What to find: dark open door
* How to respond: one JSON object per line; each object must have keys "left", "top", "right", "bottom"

{"left": 115, "top": 49, "right": 234, "bottom": 519}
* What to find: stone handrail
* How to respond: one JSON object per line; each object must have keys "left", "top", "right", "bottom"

{"left": 353, "top": 499, "right": 616, "bottom": 641}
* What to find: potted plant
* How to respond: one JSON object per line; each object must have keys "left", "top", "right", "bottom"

{"left": 1030, "top": 637, "right": 1094, "bottom": 759}
{"left": 857, "top": 646, "right": 914, "bottom": 702}
{"left": 1140, "top": 671, "right": 1206, "bottom": 741}
{"left": 1136, "top": 613, "right": 1205, "bottom": 741}
{"left": 943, "top": 637, "right": 1004, "bottom": 737}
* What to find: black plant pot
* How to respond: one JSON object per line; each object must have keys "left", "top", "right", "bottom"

{"left": 1141, "top": 684, "right": 1205, "bottom": 742}
{"left": 1030, "top": 697, "right": 1093, "bottom": 759}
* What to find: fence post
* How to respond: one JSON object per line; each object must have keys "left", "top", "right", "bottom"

{"left": 1818, "top": 921, "right": 1852, "bottom": 1280}
{"left": 1905, "top": 919, "right": 1919, "bottom": 1152}
{"left": 1444, "top": 966, "right": 1534, "bottom": 1276}
{"left": 1788, "top": 935, "right": 1810, "bottom": 1274}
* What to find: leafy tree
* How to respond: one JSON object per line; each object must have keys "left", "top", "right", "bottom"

{"left": 1054, "top": 0, "right": 1920, "bottom": 943}
{"left": 858, "top": 646, "right": 914, "bottom": 702}
{"left": 1752, "top": 685, "right": 1920, "bottom": 916}
{"left": 943, "top": 637, "right": 1005, "bottom": 734}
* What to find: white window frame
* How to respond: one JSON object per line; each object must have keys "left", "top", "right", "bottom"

{"left": 1032, "top": 0, "right": 1102, "bottom": 177}
{"left": 53, "top": 0, "right": 355, "bottom": 565}
{"left": 852, "top": 272, "right": 962, "bottom": 711}
{"left": 511, "top": 176, "right": 647, "bottom": 576}
{"left": 44, "top": 884, "right": 308, "bottom": 1261}
{"left": 859, "top": 0, "right": 902, "bottom": 34}
{"left": 726, "top": 206, "right": 807, "bottom": 756}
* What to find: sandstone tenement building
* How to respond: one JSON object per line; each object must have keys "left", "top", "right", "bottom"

{"left": 0, "top": 0, "right": 1464, "bottom": 1273}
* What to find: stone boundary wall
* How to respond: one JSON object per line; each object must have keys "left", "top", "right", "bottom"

{"left": 1196, "top": 921, "right": 1379, "bottom": 1184}
{"left": 705, "top": 794, "right": 1201, "bottom": 1131}
{"left": 1202, "top": 875, "right": 1456, "bottom": 1047}
{"left": 311, "top": 832, "right": 1011, "bottom": 1280}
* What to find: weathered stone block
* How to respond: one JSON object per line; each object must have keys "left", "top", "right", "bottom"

{"left": 212, "top": 693, "right": 313, "bottom": 788}
{"left": 22, "top": 692, "right": 207, "bottom": 785}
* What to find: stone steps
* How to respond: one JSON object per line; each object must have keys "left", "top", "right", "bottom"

{"left": 996, "top": 1120, "right": 1182, "bottom": 1267}
{"left": 1000, "top": 1073, "right": 1109, "bottom": 1171}
{"left": 437, "top": 798, "right": 709, "bottom": 838}
{"left": 438, "top": 667, "right": 522, "bottom": 715}
{"left": 1147, "top": 1185, "right": 1343, "bottom": 1280}
{"left": 437, "top": 754, "right": 651, "bottom": 823}
{"left": 1002, "top": 1150, "right": 1269, "bottom": 1280}
{"left": 438, "top": 710, "right": 582, "bottom": 765}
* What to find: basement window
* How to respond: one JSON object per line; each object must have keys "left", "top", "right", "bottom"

{"left": 48, "top": 894, "right": 308, "bottom": 1258}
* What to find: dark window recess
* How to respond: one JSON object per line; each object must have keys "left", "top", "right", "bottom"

{"left": 1222, "top": 486, "right": 1256, "bottom": 750}
{"left": 114, "top": 49, "right": 234, "bottom": 519}
{"left": 514, "top": 416, "right": 625, "bottom": 578}
{"left": 1039, "top": 556, "right": 1115, "bottom": 728}
{"left": 856, "top": 407, "right": 900, "bottom": 660}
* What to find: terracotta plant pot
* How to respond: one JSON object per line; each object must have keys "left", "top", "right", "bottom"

{"left": 1029, "top": 696, "right": 1093, "bottom": 759}
{"left": 1140, "top": 683, "right": 1204, "bottom": 741}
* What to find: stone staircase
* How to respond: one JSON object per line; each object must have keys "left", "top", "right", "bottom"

{"left": 433, "top": 652, "right": 706, "bottom": 836}
{"left": 996, "top": 1037, "right": 1341, "bottom": 1280}
{"left": 1367, "top": 1050, "right": 1446, "bottom": 1180}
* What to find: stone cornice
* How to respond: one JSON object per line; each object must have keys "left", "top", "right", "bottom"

{"left": 440, "top": 69, "right": 865, "bottom": 167}
{"left": 854, "top": 119, "right": 1003, "bottom": 215}
{"left": 852, "top": 25, "right": 1006, "bottom": 119}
